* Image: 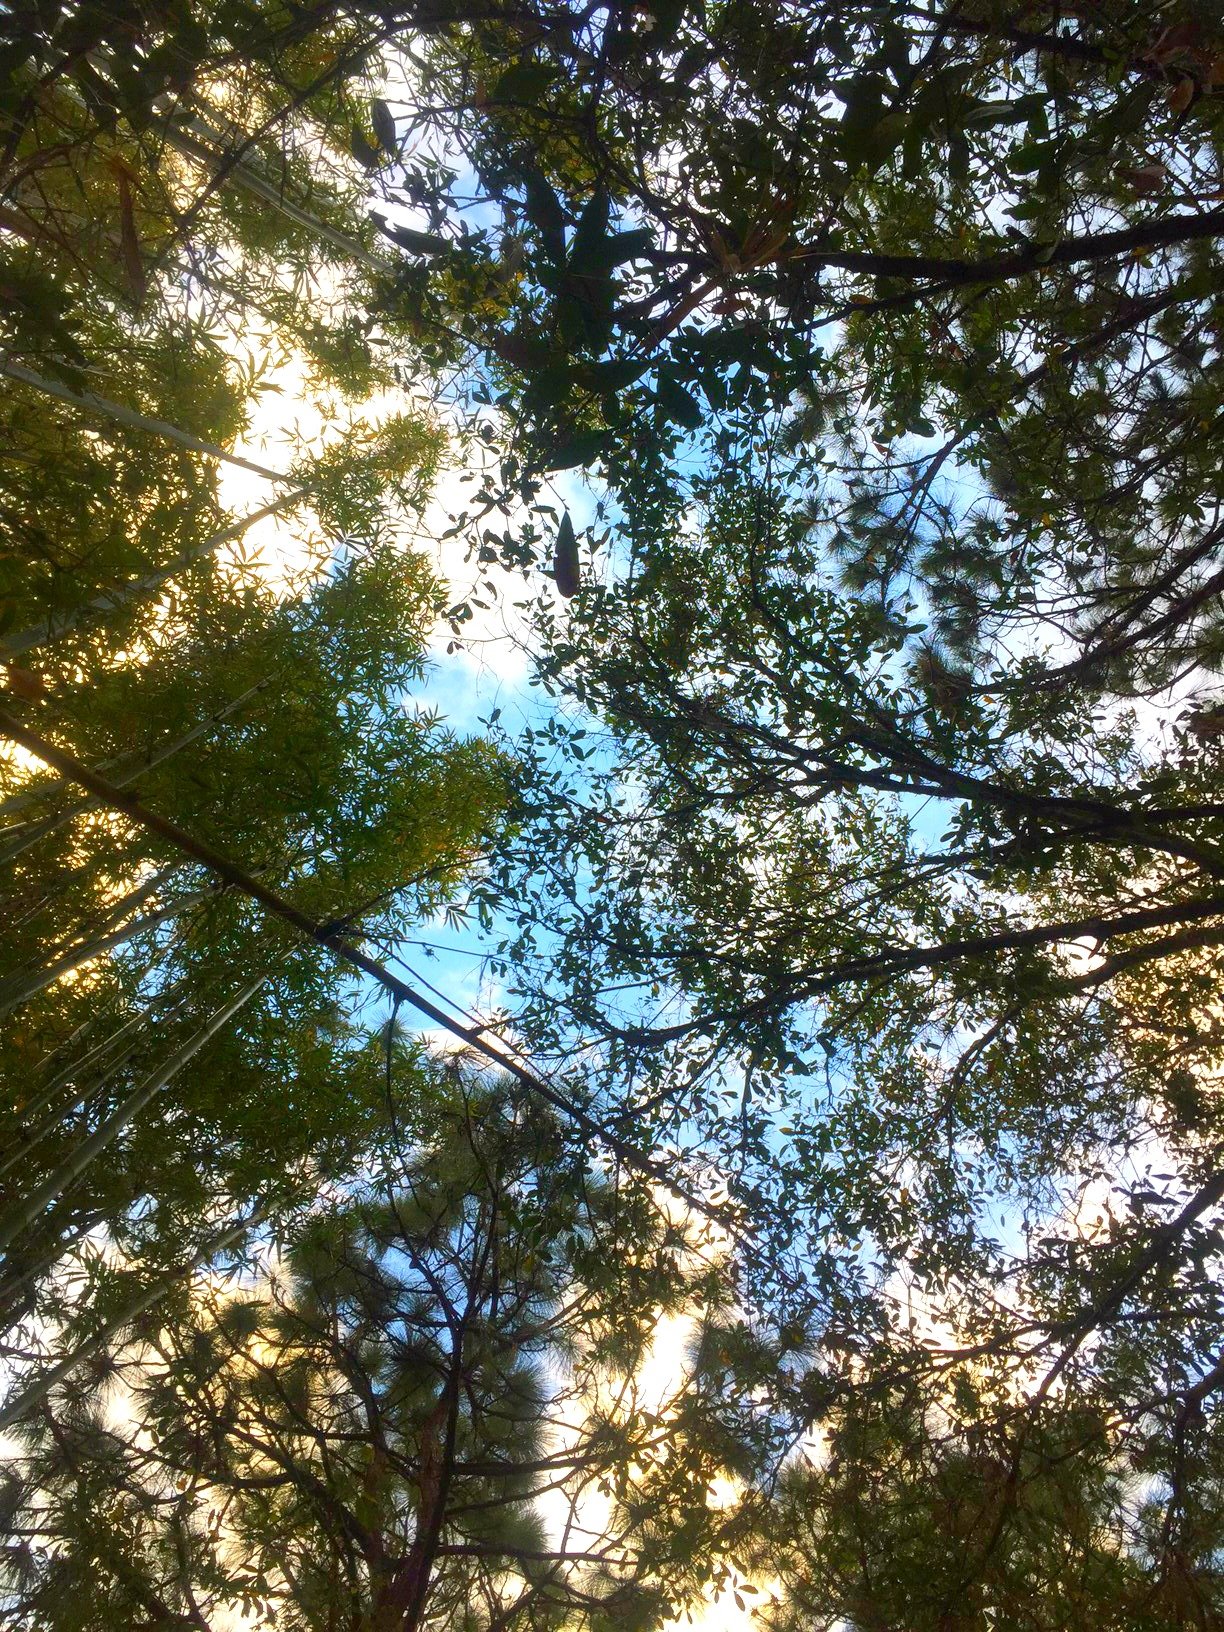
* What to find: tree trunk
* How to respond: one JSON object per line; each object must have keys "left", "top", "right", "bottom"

{"left": 369, "top": 1388, "right": 457, "bottom": 1632}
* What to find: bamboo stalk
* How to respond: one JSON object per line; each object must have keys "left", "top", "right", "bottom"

{"left": 0, "top": 358, "right": 294, "bottom": 483}
{"left": 0, "top": 681, "right": 271, "bottom": 867}
{"left": 0, "top": 709, "right": 737, "bottom": 1238}
{"left": 12, "top": 932, "right": 188, "bottom": 1101}
{"left": 161, "top": 115, "right": 384, "bottom": 270}
{"left": 0, "top": 1207, "right": 107, "bottom": 1321}
{"left": 0, "top": 1037, "right": 144, "bottom": 1180}
{"left": 0, "top": 885, "right": 216, "bottom": 1022}
{"left": 32, "top": 37, "right": 384, "bottom": 276}
{"left": 0, "top": 862, "right": 176, "bottom": 985}
{"left": 0, "top": 498, "right": 306, "bottom": 658}
{"left": 0, "top": 977, "right": 266, "bottom": 1256}
{"left": 0, "top": 977, "right": 194, "bottom": 1182}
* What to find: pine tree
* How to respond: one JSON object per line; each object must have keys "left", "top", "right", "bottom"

{"left": 3, "top": 1069, "right": 760, "bottom": 1632}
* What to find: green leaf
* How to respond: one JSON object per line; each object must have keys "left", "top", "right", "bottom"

{"left": 554, "top": 511, "right": 580, "bottom": 597}
{"left": 583, "top": 227, "right": 656, "bottom": 271}
{"left": 543, "top": 428, "right": 614, "bottom": 469}
{"left": 1008, "top": 140, "right": 1058, "bottom": 176}
{"left": 656, "top": 372, "right": 703, "bottom": 430}
{"left": 569, "top": 190, "right": 612, "bottom": 275}
{"left": 578, "top": 356, "right": 652, "bottom": 393}
{"left": 963, "top": 97, "right": 1032, "bottom": 129}
{"left": 376, "top": 218, "right": 448, "bottom": 257}
{"left": 523, "top": 171, "right": 567, "bottom": 263}
{"left": 648, "top": 0, "right": 689, "bottom": 42}
{"left": 492, "top": 60, "right": 558, "bottom": 104}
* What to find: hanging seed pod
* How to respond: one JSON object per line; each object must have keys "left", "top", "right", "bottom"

{"left": 371, "top": 98, "right": 397, "bottom": 154}
{"left": 554, "top": 511, "right": 580, "bottom": 598}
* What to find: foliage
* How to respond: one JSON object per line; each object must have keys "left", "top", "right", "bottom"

{"left": 384, "top": 0, "right": 1224, "bottom": 670}
{"left": 0, "top": 0, "right": 510, "bottom": 1500}
{"left": 386, "top": 5, "right": 1224, "bottom": 1624}
{"left": 3, "top": 1072, "right": 759, "bottom": 1632}
{"left": 6, "top": 3, "right": 1224, "bottom": 1628}
{"left": 757, "top": 1376, "right": 1224, "bottom": 1632}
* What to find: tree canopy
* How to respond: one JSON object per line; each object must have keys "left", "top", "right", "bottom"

{"left": 4, "top": 3, "right": 1224, "bottom": 1629}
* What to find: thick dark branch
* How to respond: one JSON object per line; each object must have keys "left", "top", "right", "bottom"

{"left": 789, "top": 208, "right": 1224, "bottom": 287}
{"left": 619, "top": 892, "right": 1224, "bottom": 1045}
